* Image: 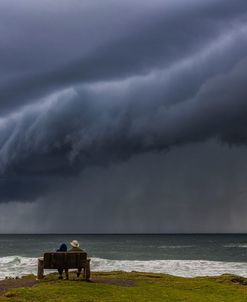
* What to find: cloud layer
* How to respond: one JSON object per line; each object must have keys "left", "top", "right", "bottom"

{"left": 1, "top": 0, "right": 247, "bottom": 231}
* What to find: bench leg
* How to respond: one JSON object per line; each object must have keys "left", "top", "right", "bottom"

{"left": 37, "top": 258, "right": 44, "bottom": 280}
{"left": 65, "top": 269, "right": 69, "bottom": 280}
{"left": 85, "top": 260, "right": 91, "bottom": 281}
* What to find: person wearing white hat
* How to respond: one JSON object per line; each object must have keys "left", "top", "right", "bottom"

{"left": 69, "top": 240, "right": 82, "bottom": 251}
{"left": 69, "top": 240, "right": 84, "bottom": 277}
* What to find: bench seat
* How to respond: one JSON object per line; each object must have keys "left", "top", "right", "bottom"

{"left": 37, "top": 252, "right": 91, "bottom": 280}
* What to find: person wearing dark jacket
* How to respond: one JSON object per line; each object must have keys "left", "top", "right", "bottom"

{"left": 56, "top": 243, "right": 68, "bottom": 280}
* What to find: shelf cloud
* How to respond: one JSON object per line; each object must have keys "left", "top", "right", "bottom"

{"left": 1, "top": 0, "right": 247, "bottom": 232}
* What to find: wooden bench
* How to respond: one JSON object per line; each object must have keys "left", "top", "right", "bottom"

{"left": 37, "top": 252, "right": 91, "bottom": 280}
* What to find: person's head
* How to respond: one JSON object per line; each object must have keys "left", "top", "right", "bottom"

{"left": 58, "top": 243, "right": 67, "bottom": 252}
{"left": 70, "top": 240, "right": 80, "bottom": 248}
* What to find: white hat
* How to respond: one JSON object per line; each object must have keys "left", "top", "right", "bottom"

{"left": 70, "top": 240, "right": 80, "bottom": 248}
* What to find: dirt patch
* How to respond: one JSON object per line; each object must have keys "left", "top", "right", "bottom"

{"left": 0, "top": 279, "right": 38, "bottom": 295}
{"left": 0, "top": 276, "right": 135, "bottom": 295}
{"left": 229, "top": 277, "right": 247, "bottom": 286}
{"left": 91, "top": 277, "right": 135, "bottom": 287}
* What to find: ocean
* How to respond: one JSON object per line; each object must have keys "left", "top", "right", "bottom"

{"left": 0, "top": 234, "right": 247, "bottom": 279}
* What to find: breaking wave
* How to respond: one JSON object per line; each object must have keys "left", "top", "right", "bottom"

{"left": 0, "top": 256, "right": 37, "bottom": 279}
{"left": 91, "top": 258, "right": 247, "bottom": 277}
{"left": 1, "top": 256, "right": 247, "bottom": 279}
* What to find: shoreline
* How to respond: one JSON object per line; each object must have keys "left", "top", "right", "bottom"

{"left": 1, "top": 256, "right": 247, "bottom": 280}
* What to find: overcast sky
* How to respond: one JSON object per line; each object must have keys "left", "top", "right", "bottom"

{"left": 1, "top": 0, "right": 247, "bottom": 233}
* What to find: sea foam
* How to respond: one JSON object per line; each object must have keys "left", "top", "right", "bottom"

{"left": 0, "top": 256, "right": 37, "bottom": 279}
{"left": 91, "top": 258, "right": 247, "bottom": 277}
{"left": 0, "top": 256, "right": 247, "bottom": 279}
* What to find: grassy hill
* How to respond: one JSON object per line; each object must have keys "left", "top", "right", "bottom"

{"left": 0, "top": 271, "right": 247, "bottom": 302}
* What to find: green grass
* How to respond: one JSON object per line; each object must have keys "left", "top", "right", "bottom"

{"left": 1, "top": 272, "right": 247, "bottom": 302}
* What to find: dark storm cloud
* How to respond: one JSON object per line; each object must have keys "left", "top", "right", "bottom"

{"left": 0, "top": 0, "right": 247, "bottom": 113}
{"left": 1, "top": 51, "right": 247, "bottom": 203}
{"left": 1, "top": 0, "right": 247, "bottom": 233}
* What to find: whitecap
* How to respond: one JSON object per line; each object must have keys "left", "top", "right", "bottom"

{"left": 158, "top": 245, "right": 194, "bottom": 249}
{"left": 1, "top": 256, "right": 247, "bottom": 279}
{"left": 223, "top": 244, "right": 247, "bottom": 248}
{"left": 91, "top": 258, "right": 247, "bottom": 278}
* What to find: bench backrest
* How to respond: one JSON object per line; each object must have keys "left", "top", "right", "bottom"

{"left": 43, "top": 252, "right": 87, "bottom": 269}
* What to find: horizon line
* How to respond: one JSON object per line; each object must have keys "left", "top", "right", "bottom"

{"left": 0, "top": 233, "right": 247, "bottom": 235}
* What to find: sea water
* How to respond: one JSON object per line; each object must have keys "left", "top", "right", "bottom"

{"left": 0, "top": 234, "right": 247, "bottom": 279}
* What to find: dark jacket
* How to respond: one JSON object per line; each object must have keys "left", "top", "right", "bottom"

{"left": 69, "top": 246, "right": 83, "bottom": 252}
